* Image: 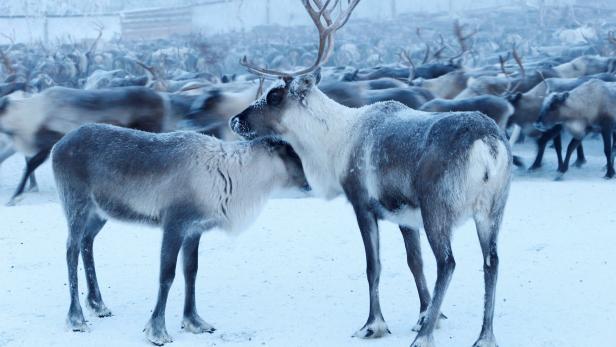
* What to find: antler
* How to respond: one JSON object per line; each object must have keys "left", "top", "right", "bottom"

{"left": 421, "top": 44, "right": 431, "bottom": 64}
{"left": 498, "top": 52, "right": 512, "bottom": 77}
{"left": 87, "top": 22, "right": 105, "bottom": 58}
{"left": 453, "top": 20, "right": 478, "bottom": 56}
{"left": 0, "top": 34, "right": 15, "bottom": 76}
{"left": 131, "top": 59, "right": 169, "bottom": 91}
{"left": 400, "top": 49, "right": 416, "bottom": 82}
{"left": 502, "top": 46, "right": 526, "bottom": 96}
{"left": 240, "top": 0, "right": 361, "bottom": 78}
{"left": 609, "top": 31, "right": 616, "bottom": 48}
{"left": 512, "top": 46, "right": 525, "bottom": 79}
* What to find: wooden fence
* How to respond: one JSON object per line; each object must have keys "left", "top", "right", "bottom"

{"left": 120, "top": 6, "right": 193, "bottom": 40}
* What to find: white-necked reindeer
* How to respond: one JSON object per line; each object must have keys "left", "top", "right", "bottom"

{"left": 231, "top": 1, "right": 512, "bottom": 346}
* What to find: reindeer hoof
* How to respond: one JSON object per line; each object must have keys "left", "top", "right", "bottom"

{"left": 66, "top": 314, "right": 89, "bottom": 332}
{"left": 353, "top": 319, "right": 390, "bottom": 339}
{"left": 473, "top": 333, "right": 498, "bottom": 347}
{"left": 144, "top": 319, "right": 173, "bottom": 346}
{"left": 182, "top": 314, "right": 215, "bottom": 334}
{"left": 572, "top": 160, "right": 586, "bottom": 168}
{"left": 412, "top": 312, "right": 447, "bottom": 332}
{"left": 410, "top": 335, "right": 435, "bottom": 347}
{"left": 86, "top": 299, "right": 112, "bottom": 318}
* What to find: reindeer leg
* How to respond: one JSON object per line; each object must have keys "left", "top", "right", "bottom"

{"left": 26, "top": 171, "right": 39, "bottom": 192}
{"left": 573, "top": 142, "right": 587, "bottom": 168}
{"left": 472, "top": 201, "right": 506, "bottom": 347}
{"left": 351, "top": 203, "right": 390, "bottom": 339}
{"left": 81, "top": 213, "right": 111, "bottom": 318}
{"left": 411, "top": 214, "right": 454, "bottom": 347}
{"left": 553, "top": 133, "right": 564, "bottom": 170}
{"left": 7, "top": 149, "right": 50, "bottom": 206}
{"left": 601, "top": 124, "right": 614, "bottom": 178}
{"left": 529, "top": 126, "right": 560, "bottom": 171}
{"left": 611, "top": 130, "right": 616, "bottom": 166}
{"left": 556, "top": 138, "right": 581, "bottom": 180}
{"left": 181, "top": 233, "right": 216, "bottom": 334}
{"left": 400, "top": 226, "right": 446, "bottom": 332}
{"left": 144, "top": 216, "right": 185, "bottom": 346}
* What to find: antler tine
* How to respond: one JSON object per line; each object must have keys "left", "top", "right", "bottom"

{"left": 240, "top": 0, "right": 361, "bottom": 78}
{"left": 512, "top": 46, "right": 525, "bottom": 78}
{"left": 131, "top": 58, "right": 169, "bottom": 90}
{"left": 499, "top": 52, "right": 511, "bottom": 77}
{"left": 453, "top": 20, "right": 478, "bottom": 53}
{"left": 503, "top": 46, "right": 525, "bottom": 96}
{"left": 0, "top": 35, "right": 15, "bottom": 75}
{"left": 314, "top": 0, "right": 336, "bottom": 64}
{"left": 422, "top": 44, "right": 431, "bottom": 64}
{"left": 87, "top": 22, "right": 104, "bottom": 57}
{"left": 608, "top": 31, "right": 616, "bottom": 46}
{"left": 400, "top": 49, "right": 416, "bottom": 82}
{"left": 0, "top": 50, "right": 15, "bottom": 75}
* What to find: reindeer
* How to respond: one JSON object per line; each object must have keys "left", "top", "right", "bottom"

{"left": 232, "top": 2, "right": 512, "bottom": 346}
{"left": 411, "top": 70, "right": 469, "bottom": 99}
{"left": 552, "top": 55, "right": 616, "bottom": 78}
{"left": 420, "top": 95, "right": 514, "bottom": 130}
{"left": 536, "top": 78, "right": 616, "bottom": 179}
{"left": 508, "top": 73, "right": 616, "bottom": 171}
{"left": 52, "top": 124, "right": 309, "bottom": 345}
{"left": 0, "top": 86, "right": 171, "bottom": 205}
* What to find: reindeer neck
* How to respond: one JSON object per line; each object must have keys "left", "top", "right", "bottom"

{"left": 283, "top": 89, "right": 359, "bottom": 199}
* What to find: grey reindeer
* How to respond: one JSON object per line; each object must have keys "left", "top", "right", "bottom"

{"left": 51, "top": 124, "right": 309, "bottom": 345}
{"left": 0, "top": 85, "right": 229, "bottom": 205}
{"left": 536, "top": 78, "right": 616, "bottom": 179}
{"left": 231, "top": 1, "right": 512, "bottom": 346}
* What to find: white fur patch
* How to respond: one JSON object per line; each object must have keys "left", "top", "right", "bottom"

{"left": 383, "top": 207, "right": 424, "bottom": 230}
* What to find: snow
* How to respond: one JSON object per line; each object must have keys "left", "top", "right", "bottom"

{"left": 1, "top": 138, "right": 615, "bottom": 347}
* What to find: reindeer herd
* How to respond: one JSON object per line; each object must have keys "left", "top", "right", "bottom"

{"left": 1, "top": 1, "right": 616, "bottom": 347}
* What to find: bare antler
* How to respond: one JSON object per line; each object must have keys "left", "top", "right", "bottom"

{"left": 400, "top": 49, "right": 416, "bottom": 82}
{"left": 0, "top": 34, "right": 15, "bottom": 75}
{"left": 502, "top": 46, "right": 526, "bottom": 96}
{"left": 132, "top": 59, "right": 169, "bottom": 91}
{"left": 87, "top": 22, "right": 105, "bottom": 58}
{"left": 609, "top": 31, "right": 616, "bottom": 48}
{"left": 421, "top": 44, "right": 431, "bottom": 64}
{"left": 240, "top": 0, "right": 361, "bottom": 78}
{"left": 431, "top": 34, "right": 448, "bottom": 61}
{"left": 0, "top": 49, "right": 15, "bottom": 75}
{"left": 453, "top": 20, "right": 478, "bottom": 57}
{"left": 498, "top": 52, "right": 511, "bottom": 77}
{"left": 512, "top": 46, "right": 526, "bottom": 78}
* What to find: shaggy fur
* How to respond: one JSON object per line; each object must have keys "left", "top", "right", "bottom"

{"left": 231, "top": 70, "right": 512, "bottom": 347}
{"left": 52, "top": 124, "right": 309, "bottom": 345}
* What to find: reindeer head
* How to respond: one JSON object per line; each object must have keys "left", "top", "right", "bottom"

{"left": 535, "top": 92, "right": 570, "bottom": 131}
{"left": 231, "top": 71, "right": 321, "bottom": 140}
{"left": 231, "top": 0, "right": 358, "bottom": 140}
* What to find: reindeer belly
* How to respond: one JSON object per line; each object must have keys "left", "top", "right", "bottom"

{"left": 382, "top": 205, "right": 424, "bottom": 230}
{"left": 371, "top": 196, "right": 424, "bottom": 230}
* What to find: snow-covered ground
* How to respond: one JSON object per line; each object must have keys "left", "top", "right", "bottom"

{"left": 1, "top": 139, "right": 615, "bottom": 347}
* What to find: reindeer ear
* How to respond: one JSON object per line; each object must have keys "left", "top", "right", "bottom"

{"left": 313, "top": 67, "right": 322, "bottom": 85}
{"left": 507, "top": 92, "right": 522, "bottom": 104}
{"left": 559, "top": 92, "right": 570, "bottom": 102}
